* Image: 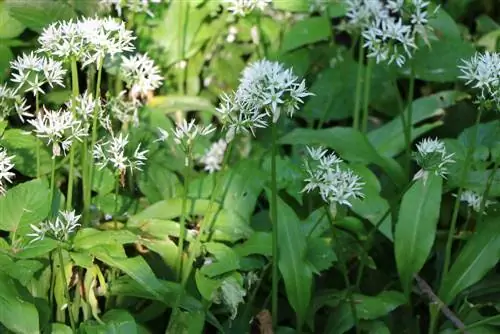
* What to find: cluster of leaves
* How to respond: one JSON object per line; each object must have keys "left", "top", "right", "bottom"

{"left": 0, "top": 0, "right": 499, "bottom": 334}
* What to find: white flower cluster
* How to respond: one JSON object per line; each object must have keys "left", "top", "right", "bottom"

{"left": 121, "top": 53, "right": 163, "bottom": 100}
{"left": 217, "top": 60, "right": 311, "bottom": 141}
{"left": 345, "top": 0, "right": 436, "bottom": 67}
{"left": 457, "top": 190, "right": 495, "bottom": 214}
{"left": 0, "top": 148, "right": 15, "bottom": 195}
{"left": 93, "top": 133, "right": 148, "bottom": 175}
{"left": 38, "top": 16, "right": 135, "bottom": 67}
{"left": 212, "top": 276, "right": 246, "bottom": 320}
{"left": 28, "top": 107, "right": 89, "bottom": 157}
{"left": 107, "top": 90, "right": 140, "bottom": 127}
{"left": 459, "top": 51, "right": 500, "bottom": 109}
{"left": 10, "top": 52, "right": 66, "bottom": 94}
{"left": 0, "top": 84, "right": 30, "bottom": 121}
{"left": 27, "top": 210, "right": 81, "bottom": 243}
{"left": 224, "top": 0, "right": 271, "bottom": 16}
{"left": 100, "top": 0, "right": 161, "bottom": 17}
{"left": 199, "top": 139, "right": 227, "bottom": 173}
{"left": 302, "top": 146, "right": 364, "bottom": 208}
{"left": 413, "top": 137, "right": 455, "bottom": 179}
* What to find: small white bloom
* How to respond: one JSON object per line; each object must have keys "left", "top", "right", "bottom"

{"left": 224, "top": 0, "right": 271, "bottom": 16}
{"left": 27, "top": 210, "right": 81, "bottom": 243}
{"left": 413, "top": 137, "right": 455, "bottom": 179}
{"left": 66, "top": 91, "right": 101, "bottom": 123}
{"left": 28, "top": 107, "right": 88, "bottom": 157}
{"left": 456, "top": 190, "right": 495, "bottom": 214}
{"left": 0, "top": 148, "right": 15, "bottom": 195}
{"left": 212, "top": 276, "right": 246, "bottom": 320}
{"left": 459, "top": 51, "right": 500, "bottom": 107}
{"left": 121, "top": 53, "right": 163, "bottom": 100}
{"left": 199, "top": 139, "right": 227, "bottom": 173}
{"left": 0, "top": 84, "right": 31, "bottom": 121}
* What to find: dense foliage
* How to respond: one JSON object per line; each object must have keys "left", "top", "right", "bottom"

{"left": 0, "top": 0, "right": 499, "bottom": 333}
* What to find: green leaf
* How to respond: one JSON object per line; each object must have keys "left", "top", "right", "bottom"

{"left": 14, "top": 238, "right": 58, "bottom": 259}
{"left": 166, "top": 309, "right": 205, "bottom": 334}
{"left": 138, "top": 154, "right": 181, "bottom": 203}
{"left": 306, "top": 237, "right": 337, "bottom": 273}
{"left": 439, "top": 218, "right": 500, "bottom": 305}
{"left": 368, "top": 91, "right": 469, "bottom": 157}
{"left": 50, "top": 323, "right": 73, "bottom": 334}
{"left": 272, "top": 0, "right": 309, "bottom": 12}
{"left": 200, "top": 242, "right": 240, "bottom": 278}
{"left": 0, "top": 129, "right": 52, "bottom": 177}
{"left": 73, "top": 229, "right": 138, "bottom": 250}
{"left": 274, "top": 196, "right": 312, "bottom": 327}
{"left": 0, "top": 272, "right": 39, "bottom": 333}
{"left": 0, "top": 179, "right": 50, "bottom": 236}
{"left": 281, "top": 16, "right": 331, "bottom": 53}
{"left": 0, "top": 258, "right": 43, "bottom": 286}
{"left": 92, "top": 167, "right": 115, "bottom": 195}
{"left": 395, "top": 174, "right": 443, "bottom": 296}
{"left": 0, "top": 45, "right": 13, "bottom": 81}
{"left": 0, "top": 3, "right": 25, "bottom": 38}
{"left": 79, "top": 309, "right": 138, "bottom": 334}
{"left": 149, "top": 95, "right": 217, "bottom": 115}
{"left": 233, "top": 232, "right": 272, "bottom": 257}
{"left": 5, "top": 0, "right": 75, "bottom": 32}
{"left": 89, "top": 246, "right": 164, "bottom": 300}
{"left": 279, "top": 127, "right": 405, "bottom": 186}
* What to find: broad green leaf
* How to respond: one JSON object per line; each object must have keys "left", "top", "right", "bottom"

{"left": 0, "top": 179, "right": 50, "bottom": 236}
{"left": 51, "top": 323, "right": 73, "bottom": 334}
{"left": 89, "top": 246, "right": 164, "bottom": 300}
{"left": 233, "top": 232, "right": 272, "bottom": 257}
{"left": 0, "top": 3, "right": 25, "bottom": 38}
{"left": 439, "top": 218, "right": 500, "bottom": 305}
{"left": 73, "top": 229, "right": 138, "bottom": 250}
{"left": 395, "top": 174, "right": 443, "bottom": 296}
{"left": 195, "top": 270, "right": 221, "bottom": 301}
{"left": 92, "top": 167, "right": 115, "bottom": 195}
{"left": 79, "top": 309, "right": 138, "bottom": 334}
{"left": 281, "top": 16, "right": 331, "bottom": 53}
{"left": 0, "top": 258, "right": 43, "bottom": 286}
{"left": 5, "top": 0, "right": 75, "bottom": 32}
{"left": 306, "top": 237, "right": 337, "bottom": 273}
{"left": 149, "top": 95, "right": 216, "bottom": 115}
{"left": 14, "top": 238, "right": 58, "bottom": 259}
{"left": 368, "top": 91, "right": 469, "bottom": 157}
{"left": 279, "top": 127, "right": 405, "bottom": 186}
{"left": 272, "top": 0, "right": 308, "bottom": 12}
{"left": 166, "top": 309, "right": 205, "bottom": 334}
{"left": 274, "top": 196, "right": 312, "bottom": 327}
{"left": 0, "top": 129, "right": 52, "bottom": 177}
{"left": 200, "top": 242, "right": 240, "bottom": 278}
{"left": 0, "top": 272, "right": 39, "bottom": 333}
{"left": 138, "top": 154, "right": 181, "bottom": 203}
{"left": 0, "top": 45, "right": 13, "bottom": 81}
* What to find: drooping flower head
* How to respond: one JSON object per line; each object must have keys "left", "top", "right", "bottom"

{"left": 302, "top": 146, "right": 364, "bottom": 209}
{"left": 28, "top": 107, "right": 88, "bottom": 157}
{"left": 413, "top": 137, "right": 455, "bottom": 179}
{"left": 27, "top": 210, "right": 81, "bottom": 243}
{"left": 0, "top": 148, "right": 15, "bottom": 196}
{"left": 458, "top": 51, "right": 500, "bottom": 109}
{"left": 10, "top": 52, "right": 66, "bottom": 94}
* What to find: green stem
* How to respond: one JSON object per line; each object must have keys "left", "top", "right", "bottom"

{"left": 270, "top": 122, "right": 279, "bottom": 329}
{"left": 326, "top": 206, "right": 359, "bottom": 334}
{"left": 441, "top": 109, "right": 483, "bottom": 287}
{"left": 114, "top": 175, "right": 120, "bottom": 230}
{"left": 175, "top": 150, "right": 192, "bottom": 281}
{"left": 361, "top": 57, "right": 373, "bottom": 133}
{"left": 404, "top": 66, "right": 415, "bottom": 178}
{"left": 57, "top": 246, "right": 76, "bottom": 331}
{"left": 35, "top": 92, "right": 40, "bottom": 178}
{"left": 49, "top": 157, "right": 56, "bottom": 210}
{"left": 66, "top": 59, "right": 80, "bottom": 210}
{"left": 353, "top": 41, "right": 365, "bottom": 130}
{"left": 393, "top": 79, "right": 411, "bottom": 177}
{"left": 85, "top": 61, "right": 103, "bottom": 225}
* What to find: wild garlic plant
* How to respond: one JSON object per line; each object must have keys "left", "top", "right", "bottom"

{"left": 0, "top": 148, "right": 15, "bottom": 195}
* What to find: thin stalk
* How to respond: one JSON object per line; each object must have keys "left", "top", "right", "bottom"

{"left": 49, "top": 158, "right": 57, "bottom": 209}
{"left": 35, "top": 92, "right": 41, "bottom": 178}
{"left": 361, "top": 57, "right": 373, "bottom": 133}
{"left": 175, "top": 150, "right": 192, "bottom": 281}
{"left": 57, "top": 246, "right": 76, "bottom": 331}
{"left": 325, "top": 206, "right": 359, "bottom": 334}
{"left": 441, "top": 109, "right": 483, "bottom": 286}
{"left": 66, "top": 58, "right": 80, "bottom": 210}
{"left": 85, "top": 61, "right": 103, "bottom": 225}
{"left": 393, "top": 79, "right": 411, "bottom": 177}
{"left": 404, "top": 66, "right": 416, "bottom": 178}
{"left": 353, "top": 41, "right": 365, "bottom": 130}
{"left": 270, "top": 122, "right": 279, "bottom": 329}
{"left": 114, "top": 175, "right": 120, "bottom": 230}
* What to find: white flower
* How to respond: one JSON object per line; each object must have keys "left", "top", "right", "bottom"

{"left": 0, "top": 84, "right": 31, "bottom": 122}
{"left": 456, "top": 190, "right": 495, "bottom": 214}
{"left": 28, "top": 107, "right": 88, "bottom": 157}
{"left": 224, "top": 0, "right": 271, "bottom": 16}
{"left": 38, "top": 17, "right": 135, "bottom": 67}
{"left": 172, "top": 119, "right": 216, "bottom": 147}
{"left": 212, "top": 276, "right": 246, "bottom": 320}
{"left": 302, "top": 146, "right": 364, "bottom": 208}
{"left": 413, "top": 137, "right": 455, "bottom": 179}
{"left": 199, "top": 139, "right": 227, "bottom": 173}
{"left": 27, "top": 210, "right": 81, "bottom": 243}
{"left": 10, "top": 52, "right": 66, "bottom": 94}
{"left": 93, "top": 133, "right": 148, "bottom": 175}
{"left": 121, "top": 53, "right": 163, "bottom": 100}
{"left": 107, "top": 90, "right": 141, "bottom": 127}
{"left": 458, "top": 51, "right": 500, "bottom": 106}
{"left": 0, "top": 148, "right": 15, "bottom": 195}
{"left": 66, "top": 91, "right": 101, "bottom": 123}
